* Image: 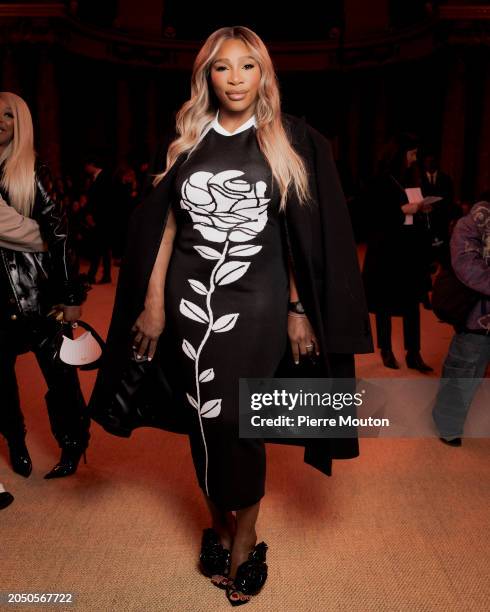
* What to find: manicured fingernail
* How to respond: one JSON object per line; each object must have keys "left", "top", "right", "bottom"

{"left": 295, "top": 361, "right": 299, "bottom": 365}
{"left": 148, "top": 357, "right": 152, "bottom": 361}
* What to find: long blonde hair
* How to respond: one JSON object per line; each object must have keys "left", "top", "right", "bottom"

{"left": 0, "top": 92, "right": 36, "bottom": 216}
{"left": 154, "top": 26, "right": 310, "bottom": 209}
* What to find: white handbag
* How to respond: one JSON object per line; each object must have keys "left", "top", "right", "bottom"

{"left": 56, "top": 321, "right": 105, "bottom": 370}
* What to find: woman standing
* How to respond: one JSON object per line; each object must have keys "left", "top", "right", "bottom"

{"left": 90, "top": 27, "right": 372, "bottom": 606}
{"left": 362, "top": 136, "right": 434, "bottom": 372}
{"left": 0, "top": 92, "right": 90, "bottom": 479}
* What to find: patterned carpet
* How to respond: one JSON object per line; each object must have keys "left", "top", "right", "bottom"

{"left": 1, "top": 262, "right": 489, "bottom": 612}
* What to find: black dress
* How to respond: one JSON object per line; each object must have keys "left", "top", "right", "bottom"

{"left": 164, "top": 123, "right": 289, "bottom": 510}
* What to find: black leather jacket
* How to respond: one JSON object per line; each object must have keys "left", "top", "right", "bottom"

{"left": 0, "top": 164, "right": 85, "bottom": 322}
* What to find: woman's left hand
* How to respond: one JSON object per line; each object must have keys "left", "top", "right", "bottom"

{"left": 288, "top": 314, "right": 320, "bottom": 364}
{"left": 63, "top": 305, "right": 82, "bottom": 322}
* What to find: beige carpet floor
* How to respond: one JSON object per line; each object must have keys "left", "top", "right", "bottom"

{"left": 1, "top": 261, "right": 489, "bottom": 612}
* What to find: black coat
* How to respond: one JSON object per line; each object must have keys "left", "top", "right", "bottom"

{"left": 0, "top": 162, "right": 84, "bottom": 324}
{"left": 362, "top": 172, "right": 433, "bottom": 314}
{"left": 89, "top": 114, "right": 373, "bottom": 477}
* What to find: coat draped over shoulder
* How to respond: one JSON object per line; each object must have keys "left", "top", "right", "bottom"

{"left": 89, "top": 114, "right": 373, "bottom": 477}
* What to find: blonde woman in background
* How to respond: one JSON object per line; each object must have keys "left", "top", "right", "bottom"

{"left": 0, "top": 92, "right": 90, "bottom": 481}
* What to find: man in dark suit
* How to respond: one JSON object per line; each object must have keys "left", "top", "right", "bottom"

{"left": 420, "top": 152, "right": 455, "bottom": 267}
{"left": 84, "top": 156, "right": 114, "bottom": 284}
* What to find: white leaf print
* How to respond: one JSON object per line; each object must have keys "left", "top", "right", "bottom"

{"left": 199, "top": 368, "right": 215, "bottom": 383}
{"left": 194, "top": 245, "right": 222, "bottom": 260}
{"left": 215, "top": 261, "right": 250, "bottom": 286}
{"left": 228, "top": 245, "right": 262, "bottom": 257}
{"left": 188, "top": 279, "right": 208, "bottom": 295}
{"left": 212, "top": 313, "right": 239, "bottom": 333}
{"left": 182, "top": 339, "right": 196, "bottom": 360}
{"left": 179, "top": 299, "right": 209, "bottom": 324}
{"left": 200, "top": 399, "right": 222, "bottom": 418}
{"left": 186, "top": 393, "right": 199, "bottom": 409}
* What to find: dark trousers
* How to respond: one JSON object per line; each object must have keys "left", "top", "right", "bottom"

{"left": 87, "top": 227, "right": 111, "bottom": 281}
{"left": 375, "top": 303, "right": 421, "bottom": 352}
{"left": 0, "top": 317, "right": 90, "bottom": 450}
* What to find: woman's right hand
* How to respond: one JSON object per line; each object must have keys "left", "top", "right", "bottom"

{"left": 131, "top": 305, "right": 165, "bottom": 361}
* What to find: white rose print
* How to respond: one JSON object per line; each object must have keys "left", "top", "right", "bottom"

{"left": 178, "top": 169, "right": 270, "bottom": 494}
{"left": 180, "top": 169, "right": 269, "bottom": 242}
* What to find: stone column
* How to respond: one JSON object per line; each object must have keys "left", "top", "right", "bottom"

{"left": 116, "top": 76, "right": 131, "bottom": 163}
{"left": 36, "top": 49, "right": 61, "bottom": 176}
{"left": 146, "top": 76, "right": 158, "bottom": 158}
{"left": 477, "top": 56, "right": 490, "bottom": 196}
{"left": 372, "top": 71, "right": 388, "bottom": 170}
{"left": 440, "top": 56, "right": 466, "bottom": 201}
{"left": 1, "top": 48, "right": 21, "bottom": 92}
{"left": 345, "top": 78, "right": 361, "bottom": 183}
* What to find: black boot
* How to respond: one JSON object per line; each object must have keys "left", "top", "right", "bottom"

{"left": 0, "top": 487, "right": 14, "bottom": 509}
{"left": 44, "top": 442, "right": 87, "bottom": 479}
{"left": 5, "top": 432, "right": 32, "bottom": 478}
{"left": 380, "top": 349, "right": 400, "bottom": 369}
{"left": 44, "top": 387, "right": 90, "bottom": 479}
{"left": 406, "top": 351, "right": 433, "bottom": 373}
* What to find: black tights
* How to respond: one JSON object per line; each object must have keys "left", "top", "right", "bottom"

{"left": 0, "top": 317, "right": 90, "bottom": 449}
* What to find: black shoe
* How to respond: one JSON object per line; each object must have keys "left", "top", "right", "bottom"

{"left": 422, "top": 294, "right": 433, "bottom": 310}
{"left": 7, "top": 439, "right": 32, "bottom": 478}
{"left": 96, "top": 277, "right": 111, "bottom": 284}
{"left": 439, "top": 436, "right": 462, "bottom": 447}
{"left": 0, "top": 491, "right": 14, "bottom": 509}
{"left": 199, "top": 528, "right": 231, "bottom": 588}
{"left": 86, "top": 276, "right": 96, "bottom": 285}
{"left": 44, "top": 447, "right": 87, "bottom": 479}
{"left": 406, "top": 351, "right": 433, "bottom": 373}
{"left": 225, "top": 542, "right": 268, "bottom": 606}
{"left": 380, "top": 349, "right": 400, "bottom": 369}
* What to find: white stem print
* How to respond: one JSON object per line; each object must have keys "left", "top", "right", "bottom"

{"left": 178, "top": 169, "right": 269, "bottom": 495}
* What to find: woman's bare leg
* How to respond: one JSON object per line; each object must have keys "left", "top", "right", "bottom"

{"left": 229, "top": 500, "right": 260, "bottom": 578}
{"left": 204, "top": 494, "right": 237, "bottom": 550}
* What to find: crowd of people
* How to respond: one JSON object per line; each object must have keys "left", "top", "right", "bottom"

{"left": 37, "top": 158, "right": 142, "bottom": 283}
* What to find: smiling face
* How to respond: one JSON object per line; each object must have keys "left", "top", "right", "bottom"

{"left": 209, "top": 38, "right": 261, "bottom": 120}
{"left": 0, "top": 96, "right": 15, "bottom": 152}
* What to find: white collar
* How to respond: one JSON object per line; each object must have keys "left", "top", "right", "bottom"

{"left": 211, "top": 111, "right": 257, "bottom": 136}
{"left": 188, "top": 111, "right": 257, "bottom": 159}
